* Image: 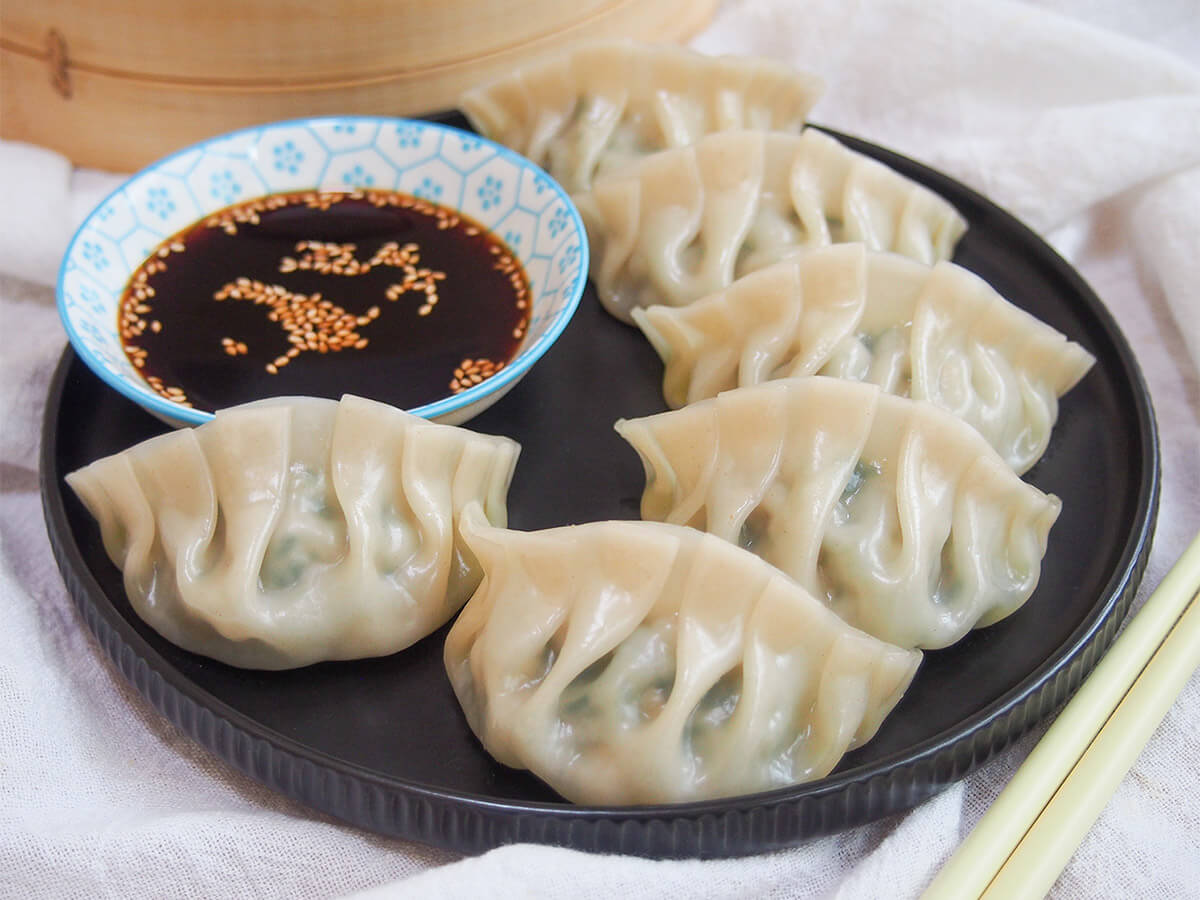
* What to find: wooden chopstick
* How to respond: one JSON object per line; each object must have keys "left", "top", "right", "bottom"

{"left": 983, "top": 576, "right": 1200, "bottom": 897}
{"left": 922, "top": 532, "right": 1200, "bottom": 900}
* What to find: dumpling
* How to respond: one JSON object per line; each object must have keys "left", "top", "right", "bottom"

{"left": 633, "top": 245, "right": 1095, "bottom": 472}
{"left": 615, "top": 377, "right": 1060, "bottom": 650}
{"left": 633, "top": 243, "right": 869, "bottom": 409}
{"left": 66, "top": 394, "right": 519, "bottom": 669}
{"left": 579, "top": 128, "right": 968, "bottom": 322}
{"left": 460, "top": 40, "right": 824, "bottom": 193}
{"left": 444, "top": 504, "right": 921, "bottom": 805}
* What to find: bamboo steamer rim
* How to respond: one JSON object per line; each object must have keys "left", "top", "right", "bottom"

{"left": 0, "top": 0, "right": 721, "bottom": 171}
{"left": 0, "top": 0, "right": 672, "bottom": 85}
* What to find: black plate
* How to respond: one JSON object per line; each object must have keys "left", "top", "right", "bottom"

{"left": 40, "top": 120, "right": 1159, "bottom": 859}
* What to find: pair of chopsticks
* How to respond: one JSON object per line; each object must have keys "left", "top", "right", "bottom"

{"left": 923, "top": 531, "right": 1200, "bottom": 900}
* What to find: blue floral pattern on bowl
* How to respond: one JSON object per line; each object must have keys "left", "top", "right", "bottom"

{"left": 557, "top": 243, "right": 581, "bottom": 274}
{"left": 547, "top": 207, "right": 569, "bottom": 238}
{"left": 395, "top": 124, "right": 423, "bottom": 148}
{"left": 58, "top": 116, "right": 589, "bottom": 428}
{"left": 273, "top": 141, "right": 305, "bottom": 175}
{"left": 81, "top": 240, "right": 110, "bottom": 271}
{"left": 477, "top": 175, "right": 504, "bottom": 211}
{"left": 342, "top": 164, "right": 375, "bottom": 188}
{"left": 209, "top": 171, "right": 242, "bottom": 205}
{"left": 415, "top": 177, "right": 444, "bottom": 201}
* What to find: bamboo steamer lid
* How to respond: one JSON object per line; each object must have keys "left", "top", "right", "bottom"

{"left": 1, "top": 0, "right": 718, "bottom": 172}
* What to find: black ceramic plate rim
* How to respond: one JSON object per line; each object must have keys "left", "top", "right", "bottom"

{"left": 39, "top": 125, "right": 1160, "bottom": 831}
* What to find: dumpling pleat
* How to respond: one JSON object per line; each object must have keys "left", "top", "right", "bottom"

{"left": 445, "top": 514, "right": 921, "bottom": 805}
{"left": 67, "top": 395, "right": 519, "bottom": 669}
{"left": 67, "top": 453, "right": 159, "bottom": 602}
{"left": 192, "top": 405, "right": 291, "bottom": 637}
{"left": 582, "top": 129, "right": 967, "bottom": 322}
{"left": 618, "top": 377, "right": 1061, "bottom": 650}
{"left": 635, "top": 248, "right": 1094, "bottom": 472}
{"left": 461, "top": 40, "right": 823, "bottom": 194}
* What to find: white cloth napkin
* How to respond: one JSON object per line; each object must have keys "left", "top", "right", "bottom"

{"left": 2, "top": 1, "right": 1198, "bottom": 897}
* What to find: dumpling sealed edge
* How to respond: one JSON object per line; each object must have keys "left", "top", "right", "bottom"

{"left": 65, "top": 394, "right": 520, "bottom": 670}
{"left": 461, "top": 40, "right": 824, "bottom": 193}
{"left": 578, "top": 128, "right": 968, "bottom": 322}
{"left": 633, "top": 245, "right": 1095, "bottom": 472}
{"left": 615, "top": 377, "right": 1061, "bottom": 650}
{"left": 444, "top": 504, "right": 921, "bottom": 806}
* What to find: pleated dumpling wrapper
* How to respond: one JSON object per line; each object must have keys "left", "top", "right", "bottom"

{"left": 633, "top": 244, "right": 1095, "bottom": 473}
{"left": 578, "top": 128, "right": 967, "bottom": 322}
{"left": 66, "top": 395, "right": 520, "bottom": 669}
{"left": 444, "top": 504, "right": 921, "bottom": 805}
{"left": 615, "top": 377, "right": 1061, "bottom": 650}
{"left": 460, "top": 40, "right": 824, "bottom": 194}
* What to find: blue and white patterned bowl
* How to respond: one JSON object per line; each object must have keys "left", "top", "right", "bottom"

{"left": 57, "top": 116, "right": 589, "bottom": 427}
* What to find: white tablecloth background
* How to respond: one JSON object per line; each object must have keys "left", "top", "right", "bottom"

{"left": 2, "top": 1, "right": 1198, "bottom": 896}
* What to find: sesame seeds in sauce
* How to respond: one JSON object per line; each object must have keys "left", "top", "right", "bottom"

{"left": 118, "top": 190, "right": 531, "bottom": 413}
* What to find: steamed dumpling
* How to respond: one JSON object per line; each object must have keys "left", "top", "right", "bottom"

{"left": 461, "top": 40, "right": 824, "bottom": 193}
{"left": 633, "top": 245, "right": 1095, "bottom": 472}
{"left": 616, "top": 377, "right": 1060, "bottom": 650}
{"left": 579, "top": 128, "right": 967, "bottom": 322}
{"left": 444, "top": 504, "right": 921, "bottom": 805}
{"left": 66, "top": 395, "right": 519, "bottom": 669}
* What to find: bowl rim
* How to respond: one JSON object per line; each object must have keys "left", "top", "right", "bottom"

{"left": 55, "top": 114, "right": 590, "bottom": 426}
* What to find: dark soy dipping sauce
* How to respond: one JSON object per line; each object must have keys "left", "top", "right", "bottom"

{"left": 119, "top": 190, "right": 531, "bottom": 413}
